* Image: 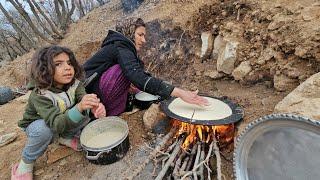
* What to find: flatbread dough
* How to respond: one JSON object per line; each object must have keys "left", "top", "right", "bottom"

{"left": 168, "top": 97, "right": 232, "bottom": 120}
{"left": 135, "top": 92, "right": 159, "bottom": 101}
{"left": 84, "top": 128, "right": 125, "bottom": 148}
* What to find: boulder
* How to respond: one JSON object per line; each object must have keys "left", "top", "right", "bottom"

{"left": 204, "top": 70, "right": 225, "bottom": 79}
{"left": 143, "top": 104, "right": 168, "bottom": 133}
{"left": 273, "top": 74, "right": 299, "bottom": 92}
{"left": 211, "top": 35, "right": 226, "bottom": 60}
{"left": 232, "top": 61, "right": 252, "bottom": 81}
{"left": 275, "top": 72, "right": 320, "bottom": 120}
{"left": 200, "top": 31, "right": 213, "bottom": 59}
{"left": 217, "top": 41, "right": 238, "bottom": 74}
{"left": 0, "top": 87, "right": 14, "bottom": 105}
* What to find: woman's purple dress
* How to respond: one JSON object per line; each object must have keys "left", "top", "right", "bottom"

{"left": 99, "top": 65, "right": 131, "bottom": 116}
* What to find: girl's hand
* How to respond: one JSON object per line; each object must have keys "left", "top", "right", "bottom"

{"left": 92, "top": 103, "right": 106, "bottom": 118}
{"left": 77, "top": 94, "right": 100, "bottom": 112}
{"left": 171, "top": 88, "right": 209, "bottom": 106}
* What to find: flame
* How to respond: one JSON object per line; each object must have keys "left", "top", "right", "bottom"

{"left": 172, "top": 119, "right": 234, "bottom": 150}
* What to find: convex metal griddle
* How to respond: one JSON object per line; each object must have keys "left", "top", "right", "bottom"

{"left": 160, "top": 96, "right": 244, "bottom": 125}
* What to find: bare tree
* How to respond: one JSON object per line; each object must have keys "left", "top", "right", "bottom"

{"left": 75, "top": 0, "right": 85, "bottom": 18}
{"left": 54, "top": 0, "right": 76, "bottom": 31}
{"left": 6, "top": 0, "right": 56, "bottom": 44}
{"left": 0, "top": 2, "right": 36, "bottom": 48}
{"left": 30, "top": 0, "right": 63, "bottom": 39}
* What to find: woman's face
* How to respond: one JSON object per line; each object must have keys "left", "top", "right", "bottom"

{"left": 134, "top": 26, "right": 146, "bottom": 51}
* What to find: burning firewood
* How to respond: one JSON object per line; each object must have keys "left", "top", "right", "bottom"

{"left": 155, "top": 139, "right": 183, "bottom": 180}
{"left": 127, "top": 116, "right": 232, "bottom": 179}
{"left": 125, "top": 128, "right": 176, "bottom": 180}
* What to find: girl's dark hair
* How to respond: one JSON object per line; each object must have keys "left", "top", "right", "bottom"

{"left": 116, "top": 18, "right": 146, "bottom": 41}
{"left": 30, "top": 45, "right": 83, "bottom": 89}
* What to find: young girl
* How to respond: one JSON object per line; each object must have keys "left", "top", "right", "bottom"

{"left": 12, "top": 46, "right": 106, "bottom": 180}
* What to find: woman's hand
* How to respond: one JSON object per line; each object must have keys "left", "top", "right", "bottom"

{"left": 92, "top": 103, "right": 106, "bottom": 118}
{"left": 77, "top": 94, "right": 100, "bottom": 112}
{"left": 171, "top": 88, "right": 209, "bottom": 106}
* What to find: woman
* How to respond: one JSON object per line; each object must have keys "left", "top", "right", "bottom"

{"left": 83, "top": 18, "right": 208, "bottom": 116}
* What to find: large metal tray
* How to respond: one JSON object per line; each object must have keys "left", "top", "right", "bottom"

{"left": 234, "top": 114, "right": 320, "bottom": 180}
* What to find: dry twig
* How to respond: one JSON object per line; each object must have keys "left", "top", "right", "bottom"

{"left": 125, "top": 128, "right": 176, "bottom": 180}
{"left": 144, "top": 142, "right": 170, "bottom": 157}
{"left": 213, "top": 136, "right": 222, "bottom": 180}
{"left": 181, "top": 141, "right": 214, "bottom": 180}
{"left": 155, "top": 139, "right": 183, "bottom": 180}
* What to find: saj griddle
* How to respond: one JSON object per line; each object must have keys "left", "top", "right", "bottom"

{"left": 160, "top": 96, "right": 244, "bottom": 125}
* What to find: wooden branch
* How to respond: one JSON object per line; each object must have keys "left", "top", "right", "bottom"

{"left": 31, "top": 0, "right": 63, "bottom": 37}
{"left": 7, "top": 0, "right": 56, "bottom": 44}
{"left": 199, "top": 144, "right": 205, "bottom": 180}
{"left": 0, "top": 3, "right": 36, "bottom": 48}
{"left": 185, "top": 143, "right": 197, "bottom": 171}
{"left": 213, "top": 136, "right": 222, "bottom": 180}
{"left": 152, "top": 159, "right": 158, "bottom": 176}
{"left": 144, "top": 142, "right": 170, "bottom": 157}
{"left": 173, "top": 151, "right": 186, "bottom": 178}
{"left": 205, "top": 163, "right": 212, "bottom": 180}
{"left": 193, "top": 143, "right": 201, "bottom": 180}
{"left": 155, "top": 139, "right": 182, "bottom": 180}
{"left": 162, "top": 156, "right": 169, "bottom": 169}
{"left": 125, "top": 128, "right": 176, "bottom": 180}
{"left": 180, "top": 156, "right": 189, "bottom": 174}
{"left": 166, "top": 139, "right": 178, "bottom": 153}
{"left": 181, "top": 141, "right": 214, "bottom": 180}
{"left": 193, "top": 143, "right": 201, "bottom": 169}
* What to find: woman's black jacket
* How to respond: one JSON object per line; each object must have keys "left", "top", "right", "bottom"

{"left": 83, "top": 30, "right": 174, "bottom": 99}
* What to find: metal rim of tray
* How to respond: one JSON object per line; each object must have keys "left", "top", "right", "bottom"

{"left": 160, "top": 96, "right": 244, "bottom": 125}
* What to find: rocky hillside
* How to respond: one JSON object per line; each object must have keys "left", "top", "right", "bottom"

{"left": 1, "top": 0, "right": 320, "bottom": 179}
{"left": 1, "top": 0, "right": 319, "bottom": 95}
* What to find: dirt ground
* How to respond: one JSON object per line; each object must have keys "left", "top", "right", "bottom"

{"left": 0, "top": 80, "right": 286, "bottom": 180}
{"left": 0, "top": 0, "right": 319, "bottom": 179}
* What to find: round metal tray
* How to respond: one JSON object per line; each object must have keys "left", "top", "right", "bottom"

{"left": 234, "top": 114, "right": 320, "bottom": 180}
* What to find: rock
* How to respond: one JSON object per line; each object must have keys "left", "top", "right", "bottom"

{"left": 0, "top": 87, "right": 14, "bottom": 105}
{"left": 232, "top": 61, "right": 252, "bottom": 81}
{"left": 217, "top": 41, "right": 238, "bottom": 74}
{"left": 273, "top": 74, "right": 299, "bottom": 92}
{"left": 47, "top": 145, "right": 75, "bottom": 164}
{"left": 257, "top": 48, "right": 275, "bottom": 65}
{"left": 204, "top": 70, "right": 225, "bottom": 79}
{"left": 143, "top": 103, "right": 168, "bottom": 133}
{"left": 211, "top": 35, "right": 225, "bottom": 60}
{"left": 59, "top": 159, "right": 68, "bottom": 166}
{"left": 34, "top": 169, "right": 45, "bottom": 176}
{"left": 200, "top": 31, "right": 213, "bottom": 59}
{"left": 0, "top": 132, "right": 17, "bottom": 147}
{"left": 294, "top": 46, "right": 309, "bottom": 57}
{"left": 275, "top": 72, "right": 320, "bottom": 120}
{"left": 267, "top": 20, "right": 285, "bottom": 30}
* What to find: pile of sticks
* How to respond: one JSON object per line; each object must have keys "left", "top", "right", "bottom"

{"left": 126, "top": 128, "right": 223, "bottom": 180}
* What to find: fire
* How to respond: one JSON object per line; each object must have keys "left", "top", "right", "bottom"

{"left": 172, "top": 119, "right": 234, "bottom": 150}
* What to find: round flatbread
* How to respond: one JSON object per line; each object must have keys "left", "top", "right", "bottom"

{"left": 168, "top": 97, "right": 232, "bottom": 121}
